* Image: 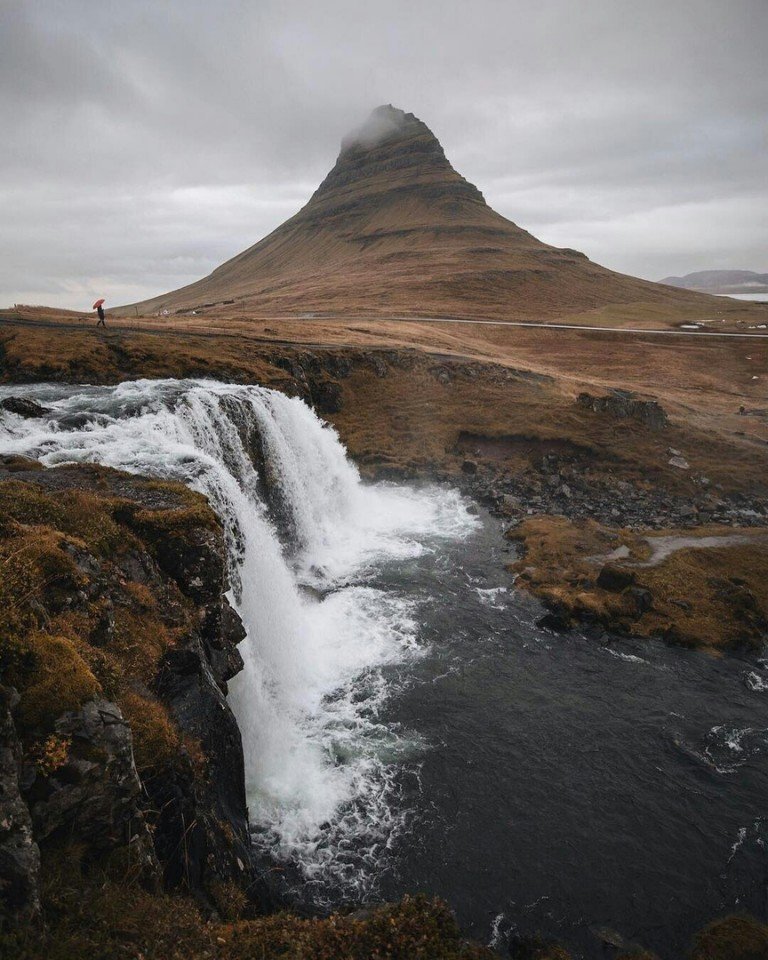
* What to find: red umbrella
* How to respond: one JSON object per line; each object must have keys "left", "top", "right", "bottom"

{"left": 92, "top": 298, "right": 105, "bottom": 309}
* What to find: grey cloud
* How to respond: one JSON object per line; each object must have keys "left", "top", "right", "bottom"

{"left": 1, "top": 0, "right": 766, "bottom": 309}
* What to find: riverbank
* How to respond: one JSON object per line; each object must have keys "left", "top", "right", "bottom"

{"left": 2, "top": 452, "right": 767, "bottom": 960}
{"left": 2, "top": 311, "right": 767, "bottom": 651}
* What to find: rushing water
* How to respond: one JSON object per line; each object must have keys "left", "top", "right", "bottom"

{"left": 1, "top": 379, "right": 766, "bottom": 958}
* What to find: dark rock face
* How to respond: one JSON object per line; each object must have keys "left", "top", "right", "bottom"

{"left": 112, "top": 489, "right": 255, "bottom": 899}
{"left": 627, "top": 586, "right": 653, "bottom": 615}
{"left": 312, "top": 104, "right": 487, "bottom": 219}
{"left": 148, "top": 533, "right": 251, "bottom": 899}
{"left": 23, "top": 699, "right": 158, "bottom": 877}
{"left": 0, "top": 686, "right": 40, "bottom": 919}
{"left": 152, "top": 642, "right": 254, "bottom": 898}
{"left": 310, "top": 379, "right": 343, "bottom": 414}
{"left": 0, "top": 397, "right": 50, "bottom": 419}
{"left": 577, "top": 391, "right": 668, "bottom": 431}
{"left": 0, "top": 464, "right": 259, "bottom": 920}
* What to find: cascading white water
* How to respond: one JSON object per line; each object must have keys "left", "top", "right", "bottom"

{"left": 0, "top": 378, "right": 476, "bottom": 892}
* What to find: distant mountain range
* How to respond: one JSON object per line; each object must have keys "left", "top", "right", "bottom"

{"left": 660, "top": 270, "right": 768, "bottom": 294}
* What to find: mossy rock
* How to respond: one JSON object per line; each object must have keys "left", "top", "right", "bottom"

{"left": 9, "top": 633, "right": 100, "bottom": 735}
{"left": 690, "top": 914, "right": 768, "bottom": 960}
{"left": 119, "top": 691, "right": 181, "bottom": 776}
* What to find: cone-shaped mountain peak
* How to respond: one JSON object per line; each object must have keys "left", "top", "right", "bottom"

{"left": 305, "top": 104, "right": 486, "bottom": 220}
{"left": 120, "top": 105, "right": 703, "bottom": 321}
{"left": 341, "top": 104, "right": 432, "bottom": 154}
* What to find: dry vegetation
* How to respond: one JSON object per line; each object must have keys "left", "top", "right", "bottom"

{"left": 508, "top": 517, "right": 768, "bottom": 650}
{"left": 104, "top": 105, "right": 768, "bottom": 335}
{"left": 1, "top": 850, "right": 496, "bottom": 960}
{"left": 1, "top": 310, "right": 767, "bottom": 653}
{"left": 2, "top": 317, "right": 767, "bottom": 953}
{"left": 2, "top": 842, "right": 764, "bottom": 960}
{"left": 1, "top": 315, "right": 766, "bottom": 489}
{"left": 0, "top": 466, "right": 208, "bottom": 765}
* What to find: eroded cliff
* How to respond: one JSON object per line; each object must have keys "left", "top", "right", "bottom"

{"left": 0, "top": 461, "right": 254, "bottom": 915}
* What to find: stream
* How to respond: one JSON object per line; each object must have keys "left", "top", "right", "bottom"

{"left": 1, "top": 378, "right": 766, "bottom": 958}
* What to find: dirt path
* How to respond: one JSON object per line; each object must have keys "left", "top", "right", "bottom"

{"left": 3, "top": 313, "right": 768, "bottom": 340}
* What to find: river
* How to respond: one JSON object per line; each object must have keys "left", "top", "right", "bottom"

{"left": 1, "top": 379, "right": 765, "bottom": 958}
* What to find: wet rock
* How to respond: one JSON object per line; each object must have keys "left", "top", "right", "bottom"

{"left": 0, "top": 686, "right": 40, "bottom": 919}
{"left": 153, "top": 636, "right": 253, "bottom": 899}
{"left": 536, "top": 607, "right": 572, "bottom": 632}
{"left": 0, "top": 397, "right": 50, "bottom": 419}
{"left": 508, "top": 933, "right": 573, "bottom": 959}
{"left": 577, "top": 391, "right": 668, "bottom": 430}
{"left": 24, "top": 699, "right": 158, "bottom": 876}
{"left": 310, "top": 378, "right": 343, "bottom": 414}
{"left": 596, "top": 565, "right": 636, "bottom": 592}
{"left": 462, "top": 459, "right": 478, "bottom": 475}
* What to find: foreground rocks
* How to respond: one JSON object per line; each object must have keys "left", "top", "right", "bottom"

{"left": 462, "top": 451, "right": 768, "bottom": 531}
{"left": 0, "top": 462, "right": 254, "bottom": 918}
{"left": 23, "top": 699, "right": 158, "bottom": 873}
{"left": 0, "top": 397, "right": 49, "bottom": 419}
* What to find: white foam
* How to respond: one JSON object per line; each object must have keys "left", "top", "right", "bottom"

{"left": 606, "top": 648, "right": 648, "bottom": 665}
{"left": 745, "top": 671, "right": 768, "bottom": 692}
{"left": 0, "top": 378, "right": 477, "bottom": 893}
{"left": 474, "top": 586, "right": 509, "bottom": 609}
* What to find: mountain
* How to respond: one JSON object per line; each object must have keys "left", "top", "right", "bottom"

{"left": 121, "top": 105, "right": 712, "bottom": 321}
{"left": 660, "top": 269, "right": 768, "bottom": 295}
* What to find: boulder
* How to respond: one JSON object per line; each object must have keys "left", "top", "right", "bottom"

{"left": 596, "top": 565, "right": 636, "bottom": 592}
{"left": 627, "top": 586, "right": 653, "bottom": 615}
{"left": 0, "top": 397, "right": 50, "bottom": 419}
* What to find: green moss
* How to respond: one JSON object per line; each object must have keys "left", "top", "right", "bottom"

{"left": 12, "top": 633, "right": 100, "bottom": 734}
{"left": 0, "top": 482, "right": 126, "bottom": 556}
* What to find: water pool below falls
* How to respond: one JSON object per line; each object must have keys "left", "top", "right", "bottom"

{"left": 1, "top": 378, "right": 765, "bottom": 958}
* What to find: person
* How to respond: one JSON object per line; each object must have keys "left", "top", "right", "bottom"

{"left": 96, "top": 303, "right": 106, "bottom": 328}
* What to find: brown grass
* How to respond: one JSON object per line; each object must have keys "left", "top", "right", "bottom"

{"left": 2, "top": 313, "right": 766, "bottom": 494}
{"left": 0, "top": 844, "right": 496, "bottom": 960}
{"left": 690, "top": 914, "right": 768, "bottom": 960}
{"left": 508, "top": 517, "right": 768, "bottom": 649}
{"left": 0, "top": 473, "right": 200, "bottom": 743}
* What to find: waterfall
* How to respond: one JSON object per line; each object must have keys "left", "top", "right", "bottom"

{"left": 0, "top": 378, "right": 476, "bottom": 894}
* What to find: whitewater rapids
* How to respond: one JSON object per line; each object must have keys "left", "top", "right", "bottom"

{"left": 0, "top": 379, "right": 477, "bottom": 892}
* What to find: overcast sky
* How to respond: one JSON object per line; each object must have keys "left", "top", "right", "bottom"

{"left": 1, "top": 0, "right": 766, "bottom": 310}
